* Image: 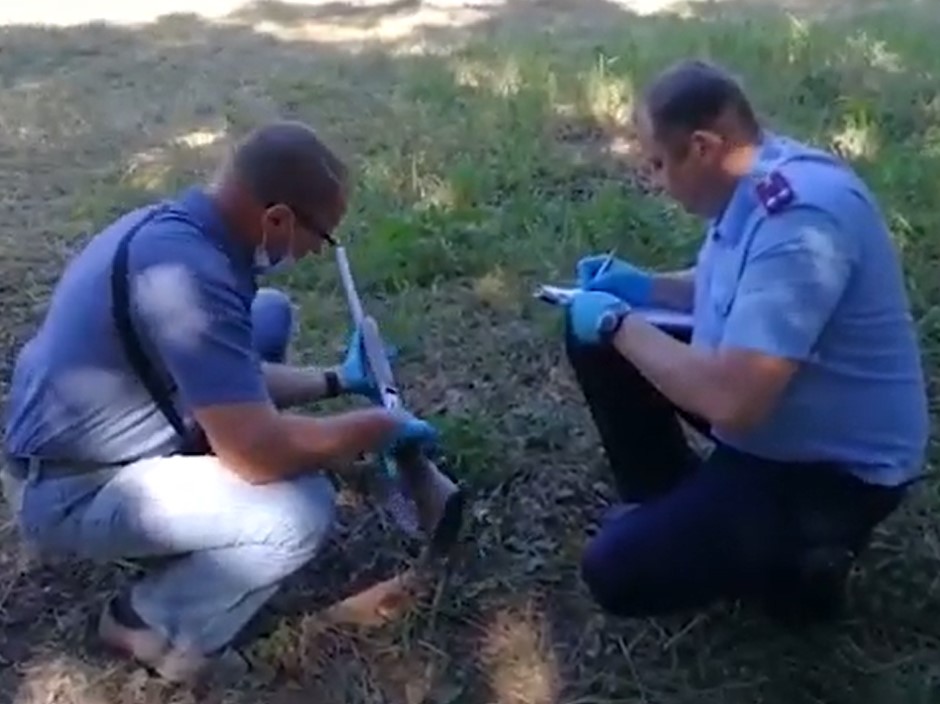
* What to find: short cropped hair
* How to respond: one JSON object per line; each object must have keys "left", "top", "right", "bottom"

{"left": 641, "top": 60, "right": 759, "bottom": 143}
{"left": 230, "top": 120, "right": 348, "bottom": 217}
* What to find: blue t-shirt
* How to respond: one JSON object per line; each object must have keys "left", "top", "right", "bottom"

{"left": 691, "top": 133, "right": 929, "bottom": 487}
{"left": 3, "top": 188, "right": 270, "bottom": 465}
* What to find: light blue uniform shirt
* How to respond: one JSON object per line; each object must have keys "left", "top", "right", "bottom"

{"left": 691, "top": 132, "right": 929, "bottom": 487}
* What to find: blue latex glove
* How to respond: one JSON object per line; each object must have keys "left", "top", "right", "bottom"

{"left": 576, "top": 254, "right": 653, "bottom": 306}
{"left": 383, "top": 411, "right": 439, "bottom": 455}
{"left": 568, "top": 290, "right": 631, "bottom": 345}
{"left": 338, "top": 327, "right": 397, "bottom": 403}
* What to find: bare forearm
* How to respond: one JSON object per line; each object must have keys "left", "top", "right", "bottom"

{"left": 195, "top": 399, "right": 403, "bottom": 485}
{"left": 281, "top": 408, "right": 399, "bottom": 470}
{"left": 263, "top": 362, "right": 338, "bottom": 407}
{"left": 649, "top": 268, "right": 695, "bottom": 312}
{"left": 229, "top": 407, "right": 400, "bottom": 484}
{"left": 611, "top": 315, "right": 731, "bottom": 423}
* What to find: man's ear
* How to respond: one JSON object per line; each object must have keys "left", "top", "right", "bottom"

{"left": 689, "top": 130, "right": 724, "bottom": 163}
{"left": 262, "top": 203, "right": 295, "bottom": 234}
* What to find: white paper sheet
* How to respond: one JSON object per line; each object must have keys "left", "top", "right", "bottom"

{"left": 533, "top": 284, "right": 693, "bottom": 329}
{"left": 533, "top": 284, "right": 581, "bottom": 305}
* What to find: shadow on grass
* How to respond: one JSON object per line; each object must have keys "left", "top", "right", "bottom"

{"left": 1, "top": 0, "right": 940, "bottom": 702}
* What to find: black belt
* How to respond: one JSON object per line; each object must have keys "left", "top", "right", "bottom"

{"left": 4, "top": 456, "right": 122, "bottom": 482}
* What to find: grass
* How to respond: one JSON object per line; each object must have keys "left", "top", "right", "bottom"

{"left": 2, "top": 0, "right": 940, "bottom": 702}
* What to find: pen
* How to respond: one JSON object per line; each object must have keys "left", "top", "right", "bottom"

{"left": 593, "top": 248, "right": 617, "bottom": 281}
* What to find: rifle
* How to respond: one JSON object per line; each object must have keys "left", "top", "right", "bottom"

{"left": 335, "top": 246, "right": 465, "bottom": 555}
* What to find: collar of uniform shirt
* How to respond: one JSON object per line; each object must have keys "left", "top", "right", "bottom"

{"left": 709, "top": 130, "right": 783, "bottom": 245}
{"left": 178, "top": 187, "right": 255, "bottom": 270}
{"left": 709, "top": 174, "right": 761, "bottom": 247}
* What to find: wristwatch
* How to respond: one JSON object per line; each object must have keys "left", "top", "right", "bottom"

{"left": 597, "top": 301, "right": 631, "bottom": 343}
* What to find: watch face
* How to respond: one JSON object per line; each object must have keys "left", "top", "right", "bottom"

{"left": 599, "top": 310, "right": 620, "bottom": 334}
{"left": 598, "top": 303, "right": 628, "bottom": 341}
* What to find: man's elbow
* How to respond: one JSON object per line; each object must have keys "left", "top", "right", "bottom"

{"left": 704, "top": 351, "right": 794, "bottom": 434}
{"left": 707, "top": 394, "right": 772, "bottom": 435}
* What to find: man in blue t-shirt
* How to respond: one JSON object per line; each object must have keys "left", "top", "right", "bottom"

{"left": 565, "top": 60, "right": 929, "bottom": 623}
{"left": 3, "top": 121, "right": 438, "bottom": 681}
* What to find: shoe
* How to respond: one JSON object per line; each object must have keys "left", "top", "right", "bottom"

{"left": 98, "top": 595, "right": 249, "bottom": 684}
{"left": 762, "top": 546, "right": 853, "bottom": 626}
{"left": 795, "top": 545, "right": 853, "bottom": 621}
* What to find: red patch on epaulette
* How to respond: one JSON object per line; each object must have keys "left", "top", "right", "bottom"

{"left": 755, "top": 171, "right": 795, "bottom": 213}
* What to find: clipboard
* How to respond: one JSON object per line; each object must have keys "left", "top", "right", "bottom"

{"left": 533, "top": 284, "right": 694, "bottom": 331}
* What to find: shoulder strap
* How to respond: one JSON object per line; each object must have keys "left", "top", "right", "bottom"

{"left": 110, "top": 205, "right": 191, "bottom": 442}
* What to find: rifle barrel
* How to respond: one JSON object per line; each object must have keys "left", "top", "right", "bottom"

{"left": 335, "top": 245, "right": 365, "bottom": 325}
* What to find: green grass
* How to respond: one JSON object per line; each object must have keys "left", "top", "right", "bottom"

{"left": 229, "top": 6, "right": 940, "bottom": 697}
{"left": 2, "top": 2, "right": 940, "bottom": 703}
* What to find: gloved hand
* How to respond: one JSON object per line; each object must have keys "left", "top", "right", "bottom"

{"left": 338, "top": 327, "right": 397, "bottom": 404}
{"left": 576, "top": 254, "right": 653, "bottom": 306}
{"left": 383, "top": 411, "right": 439, "bottom": 456}
{"left": 568, "top": 290, "right": 631, "bottom": 345}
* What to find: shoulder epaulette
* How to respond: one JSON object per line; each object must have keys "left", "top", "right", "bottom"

{"left": 754, "top": 170, "right": 795, "bottom": 214}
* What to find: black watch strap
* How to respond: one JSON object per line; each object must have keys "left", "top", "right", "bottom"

{"left": 324, "top": 370, "right": 342, "bottom": 398}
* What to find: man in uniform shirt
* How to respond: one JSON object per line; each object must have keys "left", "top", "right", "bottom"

{"left": 564, "top": 60, "right": 929, "bottom": 622}
{"left": 2, "top": 121, "right": 438, "bottom": 680}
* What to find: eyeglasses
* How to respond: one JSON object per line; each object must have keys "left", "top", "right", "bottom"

{"left": 267, "top": 202, "right": 338, "bottom": 246}
{"left": 299, "top": 213, "right": 337, "bottom": 246}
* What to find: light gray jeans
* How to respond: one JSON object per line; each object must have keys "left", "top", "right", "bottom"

{"left": 4, "top": 288, "right": 336, "bottom": 655}
{"left": 11, "top": 455, "right": 336, "bottom": 654}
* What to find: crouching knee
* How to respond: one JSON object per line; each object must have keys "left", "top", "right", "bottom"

{"left": 581, "top": 537, "right": 636, "bottom": 617}
{"left": 579, "top": 523, "right": 666, "bottom": 618}
{"left": 252, "top": 287, "right": 295, "bottom": 364}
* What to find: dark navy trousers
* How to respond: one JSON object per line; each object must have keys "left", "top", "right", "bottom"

{"left": 564, "top": 318, "right": 907, "bottom": 620}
